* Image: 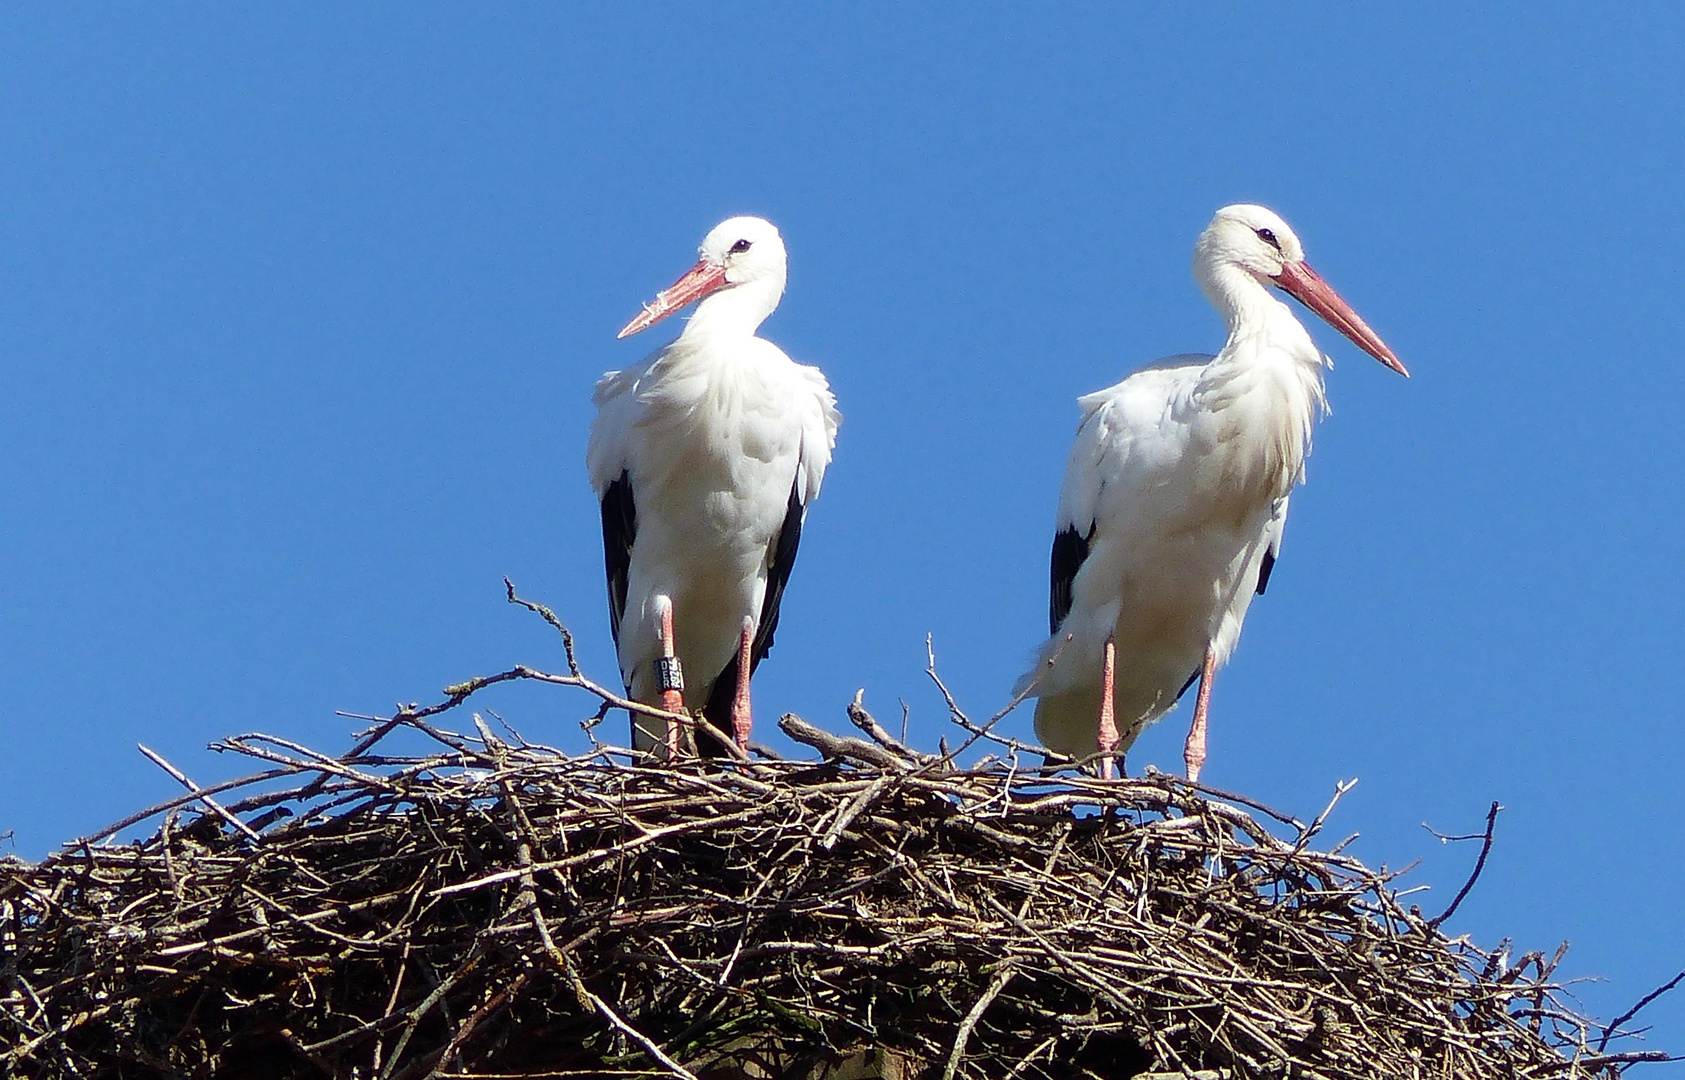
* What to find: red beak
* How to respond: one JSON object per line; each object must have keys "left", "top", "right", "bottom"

{"left": 617, "top": 259, "right": 730, "bottom": 339}
{"left": 1272, "top": 261, "right": 1409, "bottom": 377}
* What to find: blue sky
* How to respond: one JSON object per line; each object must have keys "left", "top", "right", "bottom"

{"left": 2, "top": 5, "right": 1681, "bottom": 1061}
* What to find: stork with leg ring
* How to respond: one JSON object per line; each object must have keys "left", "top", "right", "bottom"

{"left": 1018, "top": 205, "right": 1408, "bottom": 782}
{"left": 588, "top": 216, "right": 841, "bottom": 758}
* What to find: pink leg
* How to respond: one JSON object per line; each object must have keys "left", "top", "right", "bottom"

{"left": 1183, "top": 645, "right": 1216, "bottom": 784}
{"left": 731, "top": 617, "right": 754, "bottom": 752}
{"left": 1096, "top": 636, "right": 1119, "bottom": 780}
{"left": 656, "top": 601, "right": 686, "bottom": 757}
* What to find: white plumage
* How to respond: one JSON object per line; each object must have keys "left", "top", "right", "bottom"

{"left": 588, "top": 216, "right": 840, "bottom": 754}
{"left": 1019, "top": 205, "right": 1406, "bottom": 780}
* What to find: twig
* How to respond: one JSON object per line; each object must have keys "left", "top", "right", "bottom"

{"left": 779, "top": 713, "right": 910, "bottom": 772}
{"left": 378, "top": 951, "right": 481, "bottom": 1080}
{"left": 1569, "top": 1050, "right": 1676, "bottom": 1068}
{"left": 1290, "top": 778, "right": 1358, "bottom": 856}
{"left": 925, "top": 635, "right": 1055, "bottom": 765}
{"left": 1427, "top": 801, "right": 1500, "bottom": 929}
{"left": 1598, "top": 966, "right": 1685, "bottom": 1053}
{"left": 848, "top": 689, "right": 932, "bottom": 763}
{"left": 505, "top": 577, "right": 581, "bottom": 678}
{"left": 554, "top": 951, "right": 700, "bottom": 1080}
{"left": 820, "top": 773, "right": 896, "bottom": 850}
{"left": 86, "top": 767, "right": 297, "bottom": 843}
{"left": 136, "top": 744, "right": 263, "bottom": 844}
{"left": 425, "top": 969, "right": 530, "bottom": 1079}
{"left": 941, "top": 962, "right": 1017, "bottom": 1080}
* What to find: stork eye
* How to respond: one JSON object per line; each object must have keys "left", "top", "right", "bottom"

{"left": 728, "top": 239, "right": 752, "bottom": 254}
{"left": 1255, "top": 228, "right": 1282, "bottom": 252}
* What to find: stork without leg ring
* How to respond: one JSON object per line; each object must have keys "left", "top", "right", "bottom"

{"left": 655, "top": 600, "right": 686, "bottom": 758}
{"left": 1183, "top": 644, "right": 1216, "bottom": 784}
{"left": 1096, "top": 636, "right": 1120, "bottom": 780}
{"left": 731, "top": 616, "right": 754, "bottom": 752}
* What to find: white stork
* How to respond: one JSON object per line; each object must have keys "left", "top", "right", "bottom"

{"left": 587, "top": 216, "right": 840, "bottom": 757}
{"left": 1018, "top": 204, "right": 1407, "bottom": 782}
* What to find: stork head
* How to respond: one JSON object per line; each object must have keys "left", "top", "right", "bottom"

{"left": 617, "top": 216, "right": 788, "bottom": 339}
{"left": 1197, "top": 204, "right": 1307, "bottom": 279}
{"left": 1195, "top": 204, "right": 1408, "bottom": 377}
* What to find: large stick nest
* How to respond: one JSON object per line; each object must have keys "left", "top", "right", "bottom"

{"left": 0, "top": 594, "right": 1665, "bottom": 1079}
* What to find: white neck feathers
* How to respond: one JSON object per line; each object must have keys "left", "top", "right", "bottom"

{"left": 679, "top": 277, "right": 783, "bottom": 344}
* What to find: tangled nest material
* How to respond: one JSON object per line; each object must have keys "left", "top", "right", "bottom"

{"left": 0, "top": 589, "right": 1671, "bottom": 1079}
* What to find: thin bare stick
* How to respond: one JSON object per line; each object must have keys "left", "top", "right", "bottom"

{"left": 1598, "top": 966, "right": 1685, "bottom": 1053}
{"left": 1290, "top": 778, "right": 1358, "bottom": 856}
{"left": 820, "top": 773, "right": 896, "bottom": 851}
{"left": 780, "top": 714, "right": 909, "bottom": 772}
{"left": 136, "top": 745, "right": 263, "bottom": 844}
{"left": 555, "top": 951, "right": 699, "bottom": 1080}
{"left": 926, "top": 635, "right": 1055, "bottom": 764}
{"left": 1427, "top": 801, "right": 1500, "bottom": 930}
{"left": 848, "top": 689, "right": 925, "bottom": 760}
{"left": 942, "top": 963, "right": 1017, "bottom": 1080}
{"left": 505, "top": 577, "right": 581, "bottom": 677}
{"left": 87, "top": 767, "right": 297, "bottom": 844}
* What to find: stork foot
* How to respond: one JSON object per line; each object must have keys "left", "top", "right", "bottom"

{"left": 1096, "top": 636, "right": 1120, "bottom": 780}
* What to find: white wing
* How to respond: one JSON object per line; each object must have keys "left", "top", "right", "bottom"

{"left": 585, "top": 346, "right": 667, "bottom": 498}
{"left": 1055, "top": 354, "right": 1213, "bottom": 539}
{"left": 789, "top": 359, "right": 840, "bottom": 509}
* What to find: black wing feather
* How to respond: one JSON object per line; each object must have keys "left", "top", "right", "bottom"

{"left": 701, "top": 473, "right": 806, "bottom": 753}
{"left": 1255, "top": 548, "right": 1277, "bottom": 595}
{"left": 600, "top": 471, "right": 637, "bottom": 648}
{"left": 1049, "top": 524, "right": 1094, "bottom": 635}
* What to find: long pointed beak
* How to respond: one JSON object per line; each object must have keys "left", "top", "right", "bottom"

{"left": 617, "top": 259, "right": 730, "bottom": 339}
{"left": 1272, "top": 261, "right": 1409, "bottom": 377}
